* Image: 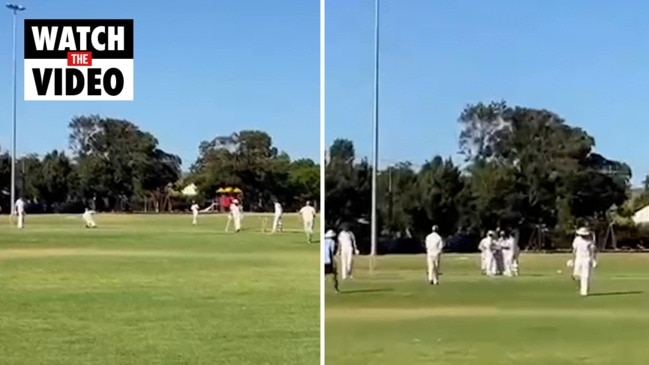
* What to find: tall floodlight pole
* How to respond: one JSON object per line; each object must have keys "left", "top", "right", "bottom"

{"left": 370, "top": 0, "right": 380, "bottom": 258}
{"left": 6, "top": 4, "right": 25, "bottom": 216}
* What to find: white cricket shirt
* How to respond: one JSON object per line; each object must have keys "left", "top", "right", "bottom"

{"left": 338, "top": 230, "right": 355, "bottom": 250}
{"left": 300, "top": 205, "right": 315, "bottom": 221}
{"left": 15, "top": 199, "right": 25, "bottom": 214}
{"left": 572, "top": 236, "right": 595, "bottom": 260}
{"left": 425, "top": 232, "right": 444, "bottom": 255}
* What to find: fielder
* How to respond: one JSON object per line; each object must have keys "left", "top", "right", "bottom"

{"left": 272, "top": 199, "right": 283, "bottom": 233}
{"left": 500, "top": 230, "right": 516, "bottom": 276}
{"left": 226, "top": 199, "right": 242, "bottom": 233}
{"left": 14, "top": 197, "right": 25, "bottom": 229}
{"left": 486, "top": 231, "right": 500, "bottom": 276}
{"left": 299, "top": 201, "right": 316, "bottom": 243}
{"left": 338, "top": 225, "right": 358, "bottom": 280}
{"left": 190, "top": 201, "right": 200, "bottom": 225}
{"left": 323, "top": 229, "right": 340, "bottom": 293}
{"left": 83, "top": 208, "right": 97, "bottom": 228}
{"left": 511, "top": 229, "right": 521, "bottom": 275}
{"left": 478, "top": 231, "right": 495, "bottom": 274}
{"left": 494, "top": 230, "right": 506, "bottom": 275}
{"left": 571, "top": 227, "right": 597, "bottom": 296}
{"left": 425, "top": 225, "right": 444, "bottom": 285}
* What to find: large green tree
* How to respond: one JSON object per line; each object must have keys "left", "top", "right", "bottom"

{"left": 326, "top": 101, "right": 632, "bottom": 250}
{"left": 189, "top": 130, "right": 319, "bottom": 211}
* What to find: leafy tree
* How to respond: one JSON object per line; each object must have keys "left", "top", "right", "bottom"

{"left": 189, "top": 130, "right": 319, "bottom": 211}
{"left": 326, "top": 101, "right": 632, "bottom": 250}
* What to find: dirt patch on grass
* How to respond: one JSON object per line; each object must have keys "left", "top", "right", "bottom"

{"left": 326, "top": 306, "right": 646, "bottom": 321}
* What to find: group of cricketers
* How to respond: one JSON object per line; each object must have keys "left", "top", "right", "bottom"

{"left": 478, "top": 229, "right": 521, "bottom": 277}
{"left": 11, "top": 197, "right": 318, "bottom": 242}
{"left": 325, "top": 224, "right": 599, "bottom": 297}
{"left": 9, "top": 197, "right": 97, "bottom": 229}
{"left": 190, "top": 198, "right": 318, "bottom": 242}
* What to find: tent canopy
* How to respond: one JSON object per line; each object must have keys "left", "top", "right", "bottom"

{"left": 632, "top": 205, "right": 649, "bottom": 225}
{"left": 181, "top": 183, "right": 198, "bottom": 197}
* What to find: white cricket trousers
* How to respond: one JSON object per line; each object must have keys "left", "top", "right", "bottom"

{"left": 17, "top": 213, "right": 24, "bottom": 228}
{"left": 503, "top": 252, "right": 514, "bottom": 276}
{"left": 573, "top": 258, "right": 593, "bottom": 296}
{"left": 233, "top": 215, "right": 241, "bottom": 231}
{"left": 303, "top": 219, "right": 314, "bottom": 234}
{"left": 340, "top": 248, "right": 354, "bottom": 279}
{"left": 84, "top": 214, "right": 96, "bottom": 227}
{"left": 192, "top": 212, "right": 198, "bottom": 225}
{"left": 511, "top": 252, "right": 520, "bottom": 275}
{"left": 480, "top": 251, "right": 487, "bottom": 273}
{"left": 427, "top": 253, "right": 441, "bottom": 284}
{"left": 486, "top": 252, "right": 498, "bottom": 276}
{"left": 272, "top": 214, "right": 282, "bottom": 232}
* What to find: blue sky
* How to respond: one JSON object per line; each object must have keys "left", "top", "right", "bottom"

{"left": 0, "top": 0, "right": 319, "bottom": 169}
{"left": 326, "top": 0, "right": 649, "bottom": 186}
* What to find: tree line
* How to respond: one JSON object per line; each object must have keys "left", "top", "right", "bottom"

{"left": 0, "top": 115, "right": 320, "bottom": 213}
{"left": 326, "top": 101, "right": 649, "bottom": 252}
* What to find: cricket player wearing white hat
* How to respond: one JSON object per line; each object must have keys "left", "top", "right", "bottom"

{"left": 425, "top": 225, "right": 444, "bottom": 285}
{"left": 323, "top": 229, "right": 339, "bottom": 292}
{"left": 571, "top": 227, "right": 597, "bottom": 296}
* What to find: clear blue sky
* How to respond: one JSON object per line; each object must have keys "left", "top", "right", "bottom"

{"left": 326, "top": 0, "right": 649, "bottom": 186}
{"left": 0, "top": 0, "right": 319, "bottom": 169}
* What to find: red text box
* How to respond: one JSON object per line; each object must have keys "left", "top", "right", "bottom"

{"left": 67, "top": 51, "right": 92, "bottom": 66}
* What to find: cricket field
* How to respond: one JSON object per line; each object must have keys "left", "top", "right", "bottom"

{"left": 326, "top": 253, "right": 649, "bottom": 365}
{"left": 0, "top": 213, "right": 319, "bottom": 365}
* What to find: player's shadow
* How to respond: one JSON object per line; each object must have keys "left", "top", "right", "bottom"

{"left": 589, "top": 290, "right": 644, "bottom": 297}
{"left": 339, "top": 288, "right": 393, "bottom": 295}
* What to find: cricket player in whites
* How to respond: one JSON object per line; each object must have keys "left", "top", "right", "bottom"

{"left": 83, "top": 208, "right": 97, "bottom": 228}
{"left": 478, "top": 231, "right": 495, "bottom": 274}
{"left": 570, "top": 227, "right": 598, "bottom": 296}
{"left": 226, "top": 199, "right": 242, "bottom": 233}
{"left": 14, "top": 197, "right": 26, "bottom": 229}
{"left": 499, "top": 230, "right": 515, "bottom": 276}
{"left": 190, "top": 201, "right": 200, "bottom": 225}
{"left": 323, "top": 230, "right": 340, "bottom": 293}
{"left": 272, "top": 199, "right": 283, "bottom": 233}
{"left": 425, "top": 225, "right": 444, "bottom": 285}
{"left": 338, "top": 224, "right": 359, "bottom": 280}
{"left": 511, "top": 229, "right": 521, "bottom": 275}
{"left": 299, "top": 201, "right": 316, "bottom": 242}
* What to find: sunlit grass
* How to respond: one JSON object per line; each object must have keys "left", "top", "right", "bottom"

{"left": 326, "top": 253, "right": 649, "bottom": 365}
{"left": 0, "top": 213, "right": 319, "bottom": 365}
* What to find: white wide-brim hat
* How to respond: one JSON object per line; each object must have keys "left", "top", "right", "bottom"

{"left": 575, "top": 227, "right": 590, "bottom": 236}
{"left": 324, "top": 230, "right": 336, "bottom": 238}
{"left": 487, "top": 230, "right": 496, "bottom": 236}
{"left": 232, "top": 199, "right": 239, "bottom": 204}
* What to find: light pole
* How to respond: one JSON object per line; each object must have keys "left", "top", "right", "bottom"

{"left": 6, "top": 3, "right": 25, "bottom": 216}
{"left": 370, "top": 0, "right": 380, "bottom": 258}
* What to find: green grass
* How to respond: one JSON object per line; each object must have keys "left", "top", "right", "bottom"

{"left": 325, "top": 253, "right": 649, "bottom": 365}
{"left": 0, "top": 213, "right": 319, "bottom": 365}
